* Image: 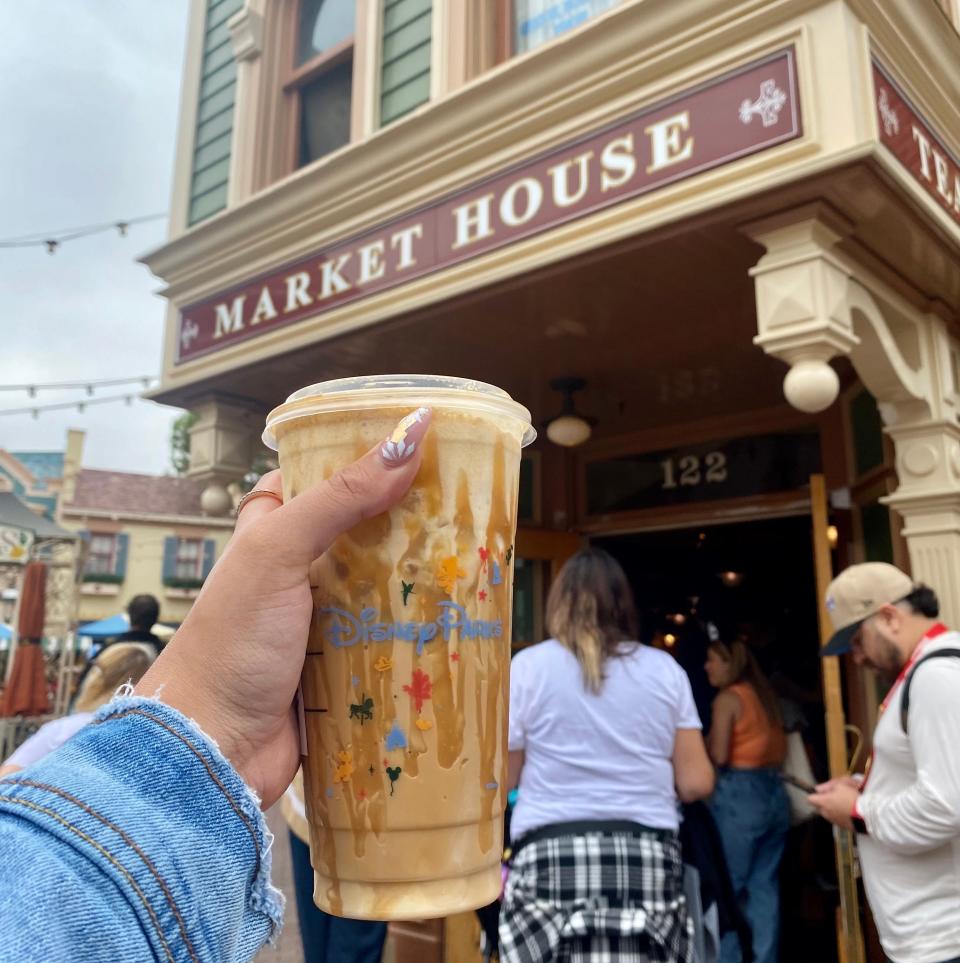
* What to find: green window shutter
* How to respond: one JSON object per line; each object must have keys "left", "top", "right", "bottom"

{"left": 187, "top": 0, "right": 244, "bottom": 225}
{"left": 201, "top": 539, "right": 217, "bottom": 579}
{"left": 114, "top": 534, "right": 130, "bottom": 579}
{"left": 162, "top": 537, "right": 179, "bottom": 581}
{"left": 380, "top": 0, "right": 432, "bottom": 127}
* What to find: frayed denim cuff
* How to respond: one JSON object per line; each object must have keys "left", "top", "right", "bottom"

{"left": 0, "top": 695, "right": 284, "bottom": 962}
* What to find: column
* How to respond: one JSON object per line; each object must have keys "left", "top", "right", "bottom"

{"left": 882, "top": 317, "right": 960, "bottom": 626}
{"left": 227, "top": 1, "right": 266, "bottom": 204}
{"left": 187, "top": 395, "right": 266, "bottom": 516}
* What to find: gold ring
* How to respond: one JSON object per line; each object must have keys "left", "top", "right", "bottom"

{"left": 235, "top": 488, "right": 284, "bottom": 517}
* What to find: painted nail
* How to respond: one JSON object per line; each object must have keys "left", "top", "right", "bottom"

{"left": 380, "top": 406, "right": 431, "bottom": 468}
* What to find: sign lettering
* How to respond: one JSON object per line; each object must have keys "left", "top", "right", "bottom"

{"left": 321, "top": 602, "right": 503, "bottom": 656}
{"left": 586, "top": 432, "right": 822, "bottom": 515}
{"left": 177, "top": 50, "right": 801, "bottom": 364}
{"left": 873, "top": 60, "right": 960, "bottom": 226}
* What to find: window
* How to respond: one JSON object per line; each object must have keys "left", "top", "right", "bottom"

{"left": 288, "top": 0, "right": 356, "bottom": 167}
{"left": 174, "top": 538, "right": 203, "bottom": 580}
{"left": 502, "top": 0, "right": 624, "bottom": 57}
{"left": 163, "top": 536, "right": 216, "bottom": 587}
{"left": 85, "top": 534, "right": 117, "bottom": 576}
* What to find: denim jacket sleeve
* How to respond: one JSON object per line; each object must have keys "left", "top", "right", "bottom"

{"left": 0, "top": 696, "right": 284, "bottom": 962}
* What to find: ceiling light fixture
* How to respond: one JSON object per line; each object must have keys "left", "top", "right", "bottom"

{"left": 545, "top": 376, "right": 596, "bottom": 447}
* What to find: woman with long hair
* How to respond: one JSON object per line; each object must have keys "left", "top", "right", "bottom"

{"left": 704, "top": 635, "right": 790, "bottom": 963}
{"left": 499, "top": 548, "right": 715, "bottom": 963}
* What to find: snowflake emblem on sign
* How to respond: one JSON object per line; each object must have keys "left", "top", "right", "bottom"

{"left": 878, "top": 88, "right": 900, "bottom": 137}
{"left": 180, "top": 319, "right": 200, "bottom": 352}
{"left": 739, "top": 79, "right": 787, "bottom": 128}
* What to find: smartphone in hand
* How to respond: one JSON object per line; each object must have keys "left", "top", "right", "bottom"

{"left": 780, "top": 772, "right": 818, "bottom": 794}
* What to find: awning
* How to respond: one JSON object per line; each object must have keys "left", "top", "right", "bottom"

{"left": 0, "top": 492, "right": 77, "bottom": 540}
{"left": 77, "top": 613, "right": 130, "bottom": 638}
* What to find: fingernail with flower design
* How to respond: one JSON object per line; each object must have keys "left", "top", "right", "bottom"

{"left": 380, "top": 407, "right": 432, "bottom": 469}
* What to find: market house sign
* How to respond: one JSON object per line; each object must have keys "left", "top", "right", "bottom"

{"left": 176, "top": 49, "right": 801, "bottom": 364}
{"left": 873, "top": 60, "right": 960, "bottom": 228}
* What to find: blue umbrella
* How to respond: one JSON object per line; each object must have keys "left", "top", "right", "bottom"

{"left": 77, "top": 613, "right": 130, "bottom": 638}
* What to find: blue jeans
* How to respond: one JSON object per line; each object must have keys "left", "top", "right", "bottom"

{"left": 289, "top": 831, "right": 387, "bottom": 963}
{"left": 710, "top": 768, "right": 790, "bottom": 963}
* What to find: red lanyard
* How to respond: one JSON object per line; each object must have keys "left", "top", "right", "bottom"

{"left": 860, "top": 622, "right": 948, "bottom": 791}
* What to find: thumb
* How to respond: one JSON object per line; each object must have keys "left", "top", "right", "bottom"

{"left": 265, "top": 406, "right": 432, "bottom": 566}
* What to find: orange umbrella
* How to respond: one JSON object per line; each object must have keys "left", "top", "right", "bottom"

{"left": 1, "top": 561, "right": 50, "bottom": 717}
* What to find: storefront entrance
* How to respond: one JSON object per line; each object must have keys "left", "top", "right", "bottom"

{"left": 595, "top": 514, "right": 840, "bottom": 963}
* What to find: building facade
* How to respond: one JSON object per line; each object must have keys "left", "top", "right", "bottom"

{"left": 0, "top": 431, "right": 85, "bottom": 640}
{"left": 145, "top": 1, "right": 960, "bottom": 959}
{"left": 58, "top": 465, "right": 233, "bottom": 626}
{"left": 3, "top": 431, "right": 232, "bottom": 629}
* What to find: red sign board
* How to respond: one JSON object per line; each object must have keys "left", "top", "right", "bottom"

{"left": 873, "top": 60, "right": 960, "bottom": 229}
{"left": 177, "top": 49, "right": 801, "bottom": 364}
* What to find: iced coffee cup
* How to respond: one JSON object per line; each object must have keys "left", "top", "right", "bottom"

{"left": 263, "top": 376, "right": 534, "bottom": 921}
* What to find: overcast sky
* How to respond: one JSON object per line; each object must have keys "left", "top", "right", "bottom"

{"left": 0, "top": 2, "right": 190, "bottom": 475}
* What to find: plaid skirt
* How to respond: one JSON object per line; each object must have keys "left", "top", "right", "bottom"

{"left": 498, "top": 824, "right": 693, "bottom": 963}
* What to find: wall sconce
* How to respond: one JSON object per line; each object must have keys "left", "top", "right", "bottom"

{"left": 827, "top": 525, "right": 839, "bottom": 549}
{"left": 719, "top": 571, "right": 744, "bottom": 587}
{"left": 544, "top": 377, "right": 596, "bottom": 447}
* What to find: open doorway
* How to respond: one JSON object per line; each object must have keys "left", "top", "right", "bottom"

{"left": 595, "top": 514, "right": 840, "bottom": 963}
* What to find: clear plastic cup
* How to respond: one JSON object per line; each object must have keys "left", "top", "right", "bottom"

{"left": 263, "top": 375, "right": 534, "bottom": 920}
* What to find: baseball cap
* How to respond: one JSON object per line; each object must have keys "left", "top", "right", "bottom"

{"left": 823, "top": 562, "right": 914, "bottom": 656}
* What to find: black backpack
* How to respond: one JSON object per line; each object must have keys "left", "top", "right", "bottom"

{"left": 899, "top": 648, "right": 960, "bottom": 734}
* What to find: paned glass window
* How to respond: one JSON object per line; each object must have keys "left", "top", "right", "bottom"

{"left": 175, "top": 538, "right": 203, "bottom": 580}
{"left": 512, "top": 0, "right": 623, "bottom": 55}
{"left": 85, "top": 534, "right": 117, "bottom": 575}
{"left": 291, "top": 0, "right": 355, "bottom": 166}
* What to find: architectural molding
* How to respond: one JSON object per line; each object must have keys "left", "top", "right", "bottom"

{"left": 227, "top": 0, "right": 268, "bottom": 206}
{"left": 748, "top": 201, "right": 960, "bottom": 622}
{"left": 229, "top": 3, "right": 264, "bottom": 63}
{"left": 60, "top": 507, "right": 236, "bottom": 529}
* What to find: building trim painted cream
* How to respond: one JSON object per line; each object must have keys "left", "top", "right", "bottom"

{"left": 61, "top": 507, "right": 235, "bottom": 529}
{"left": 145, "top": 0, "right": 960, "bottom": 409}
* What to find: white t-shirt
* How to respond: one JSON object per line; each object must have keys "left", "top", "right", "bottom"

{"left": 4, "top": 713, "right": 95, "bottom": 770}
{"left": 509, "top": 639, "right": 702, "bottom": 839}
{"left": 856, "top": 630, "right": 960, "bottom": 963}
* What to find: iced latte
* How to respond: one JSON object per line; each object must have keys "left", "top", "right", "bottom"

{"left": 263, "top": 376, "right": 534, "bottom": 920}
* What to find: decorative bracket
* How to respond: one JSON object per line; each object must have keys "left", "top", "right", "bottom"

{"left": 229, "top": 4, "right": 263, "bottom": 64}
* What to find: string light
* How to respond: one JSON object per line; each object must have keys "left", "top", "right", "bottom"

{"left": 0, "top": 392, "right": 154, "bottom": 418}
{"left": 0, "top": 212, "right": 166, "bottom": 252}
{"left": 0, "top": 376, "right": 155, "bottom": 393}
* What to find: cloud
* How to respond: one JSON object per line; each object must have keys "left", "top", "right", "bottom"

{"left": 0, "top": 2, "right": 190, "bottom": 474}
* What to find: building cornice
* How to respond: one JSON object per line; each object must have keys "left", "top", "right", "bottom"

{"left": 142, "top": 0, "right": 830, "bottom": 289}
{"left": 60, "top": 507, "right": 235, "bottom": 529}
{"left": 141, "top": 0, "right": 960, "bottom": 403}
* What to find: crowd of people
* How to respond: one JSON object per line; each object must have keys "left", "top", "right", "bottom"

{"left": 0, "top": 422, "right": 958, "bottom": 963}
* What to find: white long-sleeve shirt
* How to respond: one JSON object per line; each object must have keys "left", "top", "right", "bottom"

{"left": 857, "top": 630, "right": 960, "bottom": 963}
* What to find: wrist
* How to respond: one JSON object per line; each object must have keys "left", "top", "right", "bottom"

{"left": 851, "top": 794, "right": 868, "bottom": 835}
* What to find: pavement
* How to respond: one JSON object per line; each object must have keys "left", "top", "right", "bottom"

{"left": 255, "top": 806, "right": 305, "bottom": 963}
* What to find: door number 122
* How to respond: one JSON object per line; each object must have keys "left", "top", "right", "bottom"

{"left": 660, "top": 452, "right": 729, "bottom": 490}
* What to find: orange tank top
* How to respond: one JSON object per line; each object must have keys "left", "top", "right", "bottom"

{"left": 727, "top": 682, "right": 786, "bottom": 768}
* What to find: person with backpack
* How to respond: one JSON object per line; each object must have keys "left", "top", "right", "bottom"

{"left": 810, "top": 563, "right": 960, "bottom": 963}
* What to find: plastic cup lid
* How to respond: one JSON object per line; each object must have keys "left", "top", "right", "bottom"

{"left": 263, "top": 374, "right": 536, "bottom": 449}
